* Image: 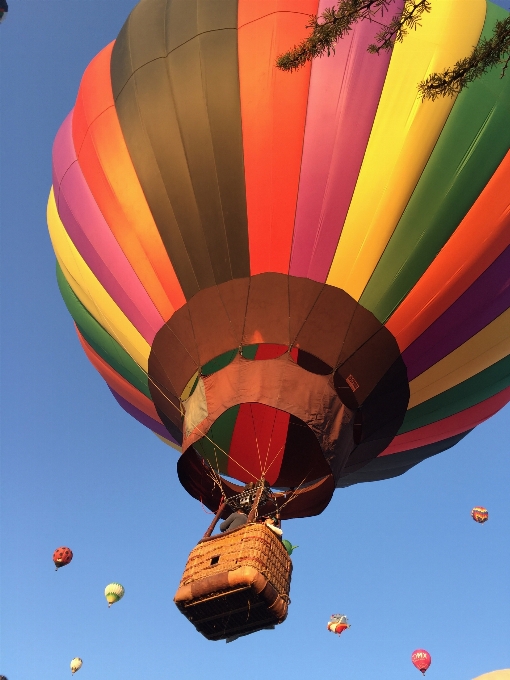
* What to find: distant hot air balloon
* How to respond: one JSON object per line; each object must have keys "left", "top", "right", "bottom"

{"left": 53, "top": 547, "right": 73, "bottom": 571}
{"left": 0, "top": 0, "right": 8, "bottom": 24}
{"left": 105, "top": 582, "right": 125, "bottom": 607}
{"left": 327, "top": 614, "right": 350, "bottom": 636}
{"left": 48, "top": 0, "right": 510, "bottom": 640}
{"left": 412, "top": 650, "right": 432, "bottom": 675}
{"left": 471, "top": 506, "right": 489, "bottom": 523}
{"left": 70, "top": 658, "right": 82, "bottom": 675}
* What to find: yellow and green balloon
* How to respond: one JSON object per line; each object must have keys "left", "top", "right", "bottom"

{"left": 105, "top": 582, "right": 125, "bottom": 608}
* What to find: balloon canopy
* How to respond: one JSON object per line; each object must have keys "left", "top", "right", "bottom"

{"left": 412, "top": 650, "right": 432, "bottom": 675}
{"left": 48, "top": 0, "right": 510, "bottom": 519}
{"left": 70, "top": 658, "right": 82, "bottom": 674}
{"left": 105, "top": 582, "right": 125, "bottom": 607}
{"left": 473, "top": 673, "right": 510, "bottom": 680}
{"left": 471, "top": 506, "right": 489, "bottom": 523}
{"left": 53, "top": 546, "right": 73, "bottom": 570}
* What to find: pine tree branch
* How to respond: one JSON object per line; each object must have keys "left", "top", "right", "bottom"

{"left": 276, "top": 0, "right": 431, "bottom": 72}
{"left": 418, "top": 16, "right": 510, "bottom": 100}
{"left": 368, "top": 0, "right": 431, "bottom": 53}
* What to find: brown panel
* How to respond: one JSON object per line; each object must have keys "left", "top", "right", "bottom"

{"left": 111, "top": 0, "right": 249, "bottom": 299}
{"left": 187, "top": 285, "right": 240, "bottom": 366}
{"left": 293, "top": 285, "right": 358, "bottom": 367}
{"left": 288, "top": 276, "right": 325, "bottom": 345}
{"left": 335, "top": 326, "right": 403, "bottom": 405}
{"left": 243, "top": 273, "right": 290, "bottom": 346}
{"left": 182, "top": 354, "right": 352, "bottom": 462}
{"left": 149, "top": 305, "right": 200, "bottom": 400}
{"left": 216, "top": 277, "right": 251, "bottom": 344}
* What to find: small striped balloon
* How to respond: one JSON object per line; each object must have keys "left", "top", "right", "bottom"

{"left": 471, "top": 506, "right": 489, "bottom": 523}
{"left": 105, "top": 582, "right": 125, "bottom": 607}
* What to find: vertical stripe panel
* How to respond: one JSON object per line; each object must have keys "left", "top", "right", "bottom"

{"left": 238, "top": 0, "right": 319, "bottom": 275}
{"left": 386, "top": 151, "right": 510, "bottom": 351}
{"left": 290, "top": 0, "right": 403, "bottom": 281}
{"left": 360, "top": 2, "right": 510, "bottom": 321}
{"left": 326, "top": 0, "right": 487, "bottom": 299}
{"left": 52, "top": 113, "right": 164, "bottom": 342}
{"left": 72, "top": 42, "right": 186, "bottom": 319}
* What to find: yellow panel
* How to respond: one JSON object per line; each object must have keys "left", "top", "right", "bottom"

{"left": 47, "top": 189, "right": 150, "bottom": 371}
{"left": 326, "top": 0, "right": 486, "bottom": 299}
{"left": 155, "top": 433, "right": 182, "bottom": 453}
{"left": 408, "top": 309, "right": 510, "bottom": 407}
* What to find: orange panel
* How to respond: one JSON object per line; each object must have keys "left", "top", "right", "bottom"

{"left": 386, "top": 152, "right": 510, "bottom": 351}
{"left": 72, "top": 43, "right": 186, "bottom": 318}
{"left": 238, "top": 0, "right": 319, "bottom": 275}
{"left": 76, "top": 327, "right": 163, "bottom": 424}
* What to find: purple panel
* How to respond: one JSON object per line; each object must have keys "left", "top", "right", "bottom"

{"left": 52, "top": 112, "right": 163, "bottom": 344}
{"left": 403, "top": 246, "right": 510, "bottom": 380}
{"left": 109, "top": 387, "right": 180, "bottom": 445}
{"left": 289, "top": 0, "right": 403, "bottom": 281}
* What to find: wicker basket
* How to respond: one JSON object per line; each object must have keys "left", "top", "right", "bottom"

{"left": 174, "top": 523, "right": 292, "bottom": 641}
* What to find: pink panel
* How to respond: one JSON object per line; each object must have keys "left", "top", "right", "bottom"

{"left": 52, "top": 112, "right": 163, "bottom": 343}
{"left": 290, "top": 0, "right": 402, "bottom": 281}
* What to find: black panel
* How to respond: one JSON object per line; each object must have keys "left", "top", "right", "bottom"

{"left": 336, "top": 431, "right": 471, "bottom": 487}
{"left": 336, "top": 357, "right": 410, "bottom": 480}
{"left": 111, "top": 0, "right": 249, "bottom": 299}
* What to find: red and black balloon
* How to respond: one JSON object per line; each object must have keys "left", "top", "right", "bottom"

{"left": 53, "top": 546, "right": 73, "bottom": 571}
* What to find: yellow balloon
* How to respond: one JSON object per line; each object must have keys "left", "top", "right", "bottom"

{"left": 473, "top": 672, "right": 510, "bottom": 680}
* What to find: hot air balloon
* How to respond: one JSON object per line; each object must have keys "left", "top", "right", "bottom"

{"left": 0, "top": 675, "right": 9, "bottom": 680}
{"left": 473, "top": 672, "right": 510, "bottom": 680}
{"left": 412, "top": 650, "right": 431, "bottom": 675}
{"left": 327, "top": 614, "right": 350, "bottom": 636}
{"left": 70, "top": 658, "right": 82, "bottom": 675}
{"left": 48, "top": 0, "right": 510, "bottom": 640}
{"left": 0, "top": 1, "right": 8, "bottom": 24}
{"left": 105, "top": 582, "right": 125, "bottom": 607}
{"left": 53, "top": 546, "right": 73, "bottom": 571}
{"left": 471, "top": 506, "right": 489, "bottom": 523}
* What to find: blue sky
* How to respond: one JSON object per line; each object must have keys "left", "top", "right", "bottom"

{"left": 1, "top": 2, "right": 509, "bottom": 678}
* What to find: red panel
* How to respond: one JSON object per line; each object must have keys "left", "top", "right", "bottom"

{"left": 381, "top": 386, "right": 510, "bottom": 455}
{"left": 238, "top": 0, "right": 319, "bottom": 275}
{"left": 254, "top": 344, "right": 298, "bottom": 361}
{"left": 227, "top": 403, "right": 290, "bottom": 485}
{"left": 76, "top": 327, "right": 163, "bottom": 424}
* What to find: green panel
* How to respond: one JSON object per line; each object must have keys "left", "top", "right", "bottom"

{"left": 241, "top": 344, "right": 259, "bottom": 360}
{"left": 202, "top": 349, "right": 237, "bottom": 376}
{"left": 193, "top": 404, "right": 240, "bottom": 475}
{"left": 361, "top": 2, "right": 510, "bottom": 322}
{"left": 56, "top": 263, "right": 151, "bottom": 398}
{"left": 399, "top": 354, "right": 510, "bottom": 433}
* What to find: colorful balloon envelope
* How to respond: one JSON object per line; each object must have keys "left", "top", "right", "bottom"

{"left": 327, "top": 614, "right": 350, "bottom": 636}
{"left": 412, "top": 650, "right": 432, "bottom": 675}
{"left": 105, "top": 582, "right": 125, "bottom": 607}
{"left": 471, "top": 506, "right": 489, "bottom": 523}
{"left": 70, "top": 658, "right": 82, "bottom": 675}
{"left": 48, "top": 0, "right": 510, "bottom": 519}
{"left": 53, "top": 546, "right": 73, "bottom": 571}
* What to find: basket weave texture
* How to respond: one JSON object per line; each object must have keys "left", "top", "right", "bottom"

{"left": 180, "top": 523, "right": 291, "bottom": 598}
